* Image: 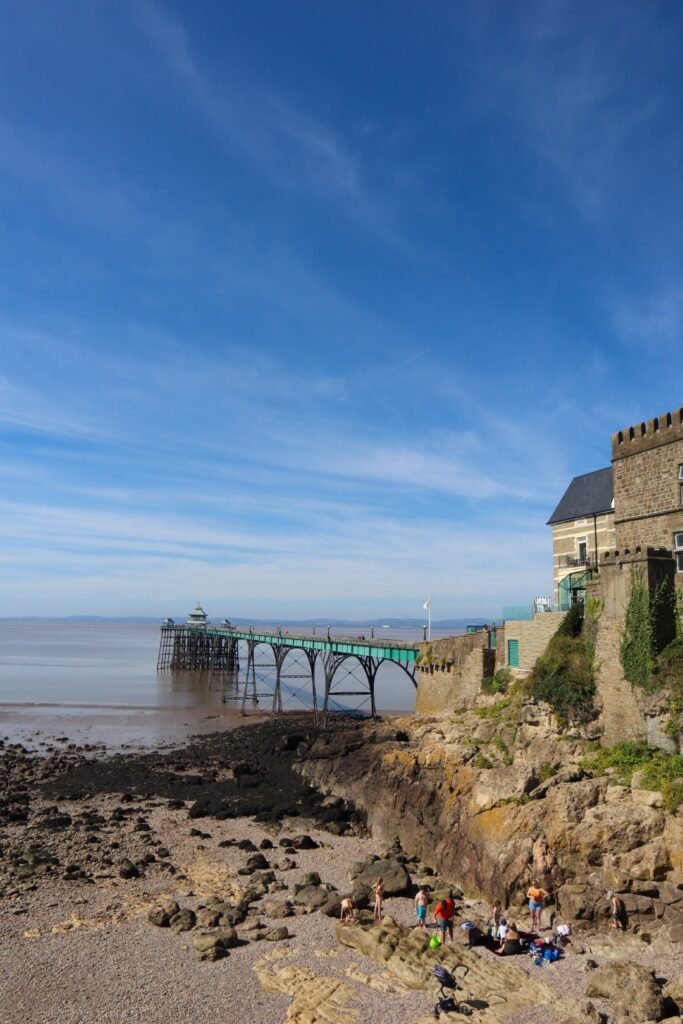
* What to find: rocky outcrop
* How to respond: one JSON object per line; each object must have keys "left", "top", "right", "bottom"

{"left": 585, "top": 961, "right": 665, "bottom": 1021}
{"left": 336, "top": 917, "right": 592, "bottom": 1021}
{"left": 296, "top": 698, "right": 683, "bottom": 947}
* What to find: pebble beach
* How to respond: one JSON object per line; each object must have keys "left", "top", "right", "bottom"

{"left": 1, "top": 713, "right": 680, "bottom": 1024}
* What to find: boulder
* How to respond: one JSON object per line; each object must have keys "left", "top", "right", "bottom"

{"left": 221, "top": 906, "right": 247, "bottom": 927}
{"left": 193, "top": 933, "right": 228, "bottom": 961}
{"left": 215, "top": 926, "right": 239, "bottom": 948}
{"left": 585, "top": 961, "right": 665, "bottom": 1021}
{"left": 293, "top": 885, "right": 330, "bottom": 911}
{"left": 319, "top": 895, "right": 344, "bottom": 918}
{"left": 240, "top": 918, "right": 262, "bottom": 933}
{"left": 261, "top": 900, "right": 292, "bottom": 919}
{"left": 169, "top": 908, "right": 196, "bottom": 932}
{"left": 294, "top": 872, "right": 321, "bottom": 892}
{"left": 356, "top": 858, "right": 411, "bottom": 896}
{"left": 264, "top": 926, "right": 289, "bottom": 941}
{"left": 147, "top": 899, "right": 179, "bottom": 927}
{"left": 664, "top": 972, "right": 683, "bottom": 1014}
{"left": 119, "top": 859, "right": 140, "bottom": 879}
{"left": 289, "top": 835, "right": 319, "bottom": 850}
{"left": 245, "top": 853, "right": 269, "bottom": 871}
{"left": 195, "top": 907, "right": 222, "bottom": 928}
{"left": 348, "top": 857, "right": 377, "bottom": 880}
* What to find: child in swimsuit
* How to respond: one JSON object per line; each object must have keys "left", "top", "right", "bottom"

{"left": 415, "top": 886, "right": 429, "bottom": 929}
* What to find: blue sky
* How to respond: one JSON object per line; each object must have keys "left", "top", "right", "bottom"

{"left": 1, "top": 0, "right": 682, "bottom": 618}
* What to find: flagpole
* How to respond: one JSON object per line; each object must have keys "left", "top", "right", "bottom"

{"left": 422, "top": 596, "right": 432, "bottom": 640}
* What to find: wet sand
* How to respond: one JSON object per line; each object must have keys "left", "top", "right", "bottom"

{"left": 0, "top": 703, "right": 266, "bottom": 753}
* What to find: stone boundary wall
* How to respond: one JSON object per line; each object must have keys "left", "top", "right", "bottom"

{"left": 501, "top": 612, "right": 566, "bottom": 673}
{"left": 415, "top": 630, "right": 490, "bottom": 715}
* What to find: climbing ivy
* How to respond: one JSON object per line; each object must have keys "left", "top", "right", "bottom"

{"left": 621, "top": 570, "right": 677, "bottom": 689}
{"left": 620, "top": 569, "right": 653, "bottom": 688}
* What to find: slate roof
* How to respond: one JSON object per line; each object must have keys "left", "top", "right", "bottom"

{"left": 547, "top": 467, "right": 614, "bottom": 525}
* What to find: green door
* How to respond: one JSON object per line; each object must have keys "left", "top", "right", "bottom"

{"left": 507, "top": 639, "right": 519, "bottom": 668}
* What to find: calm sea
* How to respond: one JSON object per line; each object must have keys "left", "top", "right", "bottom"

{"left": 0, "top": 620, "right": 452, "bottom": 714}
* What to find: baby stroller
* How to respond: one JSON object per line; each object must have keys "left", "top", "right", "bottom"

{"left": 433, "top": 963, "right": 472, "bottom": 1018}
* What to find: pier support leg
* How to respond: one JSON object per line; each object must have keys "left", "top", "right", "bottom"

{"left": 305, "top": 650, "right": 319, "bottom": 721}
{"left": 271, "top": 645, "right": 287, "bottom": 722}
{"left": 241, "top": 641, "right": 258, "bottom": 714}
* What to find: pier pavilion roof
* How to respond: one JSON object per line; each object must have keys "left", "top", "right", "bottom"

{"left": 187, "top": 602, "right": 208, "bottom": 625}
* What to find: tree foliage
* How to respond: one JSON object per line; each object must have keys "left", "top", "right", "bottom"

{"left": 529, "top": 604, "right": 596, "bottom": 724}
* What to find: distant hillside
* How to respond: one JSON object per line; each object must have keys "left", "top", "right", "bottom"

{"left": 1, "top": 615, "right": 491, "bottom": 629}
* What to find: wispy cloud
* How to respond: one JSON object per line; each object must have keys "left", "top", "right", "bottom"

{"left": 131, "top": 0, "right": 392, "bottom": 231}
{"left": 459, "top": 1, "right": 667, "bottom": 218}
{"left": 613, "top": 288, "right": 683, "bottom": 349}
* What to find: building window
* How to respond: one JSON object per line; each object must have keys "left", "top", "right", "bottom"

{"left": 679, "top": 465, "right": 683, "bottom": 504}
{"left": 675, "top": 532, "right": 683, "bottom": 573}
{"left": 577, "top": 537, "right": 587, "bottom": 564}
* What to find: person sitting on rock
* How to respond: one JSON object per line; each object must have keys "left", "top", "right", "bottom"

{"left": 434, "top": 893, "right": 456, "bottom": 944}
{"left": 415, "top": 886, "right": 430, "bottom": 929}
{"left": 372, "top": 878, "right": 384, "bottom": 921}
{"left": 494, "top": 921, "right": 522, "bottom": 956}
{"left": 340, "top": 897, "right": 354, "bottom": 924}
{"left": 526, "top": 880, "right": 550, "bottom": 931}
{"left": 607, "top": 891, "right": 626, "bottom": 930}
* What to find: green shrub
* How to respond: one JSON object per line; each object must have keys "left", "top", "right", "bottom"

{"left": 473, "top": 754, "right": 492, "bottom": 770}
{"left": 481, "top": 668, "right": 512, "bottom": 696}
{"left": 529, "top": 631, "right": 596, "bottom": 725}
{"left": 582, "top": 741, "right": 683, "bottom": 811}
{"left": 475, "top": 697, "right": 511, "bottom": 721}
{"left": 557, "top": 602, "right": 584, "bottom": 639}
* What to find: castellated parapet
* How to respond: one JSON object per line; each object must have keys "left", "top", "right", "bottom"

{"left": 598, "top": 547, "right": 674, "bottom": 614}
{"left": 611, "top": 408, "right": 683, "bottom": 555}
{"left": 612, "top": 408, "right": 683, "bottom": 460}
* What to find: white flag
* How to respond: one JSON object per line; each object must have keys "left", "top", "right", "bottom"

{"left": 423, "top": 598, "right": 431, "bottom": 610}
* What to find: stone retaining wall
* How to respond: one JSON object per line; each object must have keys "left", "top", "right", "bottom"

{"left": 415, "top": 631, "right": 490, "bottom": 715}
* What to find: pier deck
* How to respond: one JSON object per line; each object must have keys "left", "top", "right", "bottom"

{"left": 157, "top": 622, "right": 419, "bottom": 722}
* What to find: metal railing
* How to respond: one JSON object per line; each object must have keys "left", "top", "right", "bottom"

{"left": 559, "top": 553, "right": 596, "bottom": 569}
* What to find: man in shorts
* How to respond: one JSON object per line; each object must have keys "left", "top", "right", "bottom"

{"left": 415, "top": 886, "right": 429, "bottom": 929}
{"left": 434, "top": 893, "right": 456, "bottom": 943}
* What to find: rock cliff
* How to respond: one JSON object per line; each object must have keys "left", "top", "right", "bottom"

{"left": 297, "top": 695, "right": 683, "bottom": 948}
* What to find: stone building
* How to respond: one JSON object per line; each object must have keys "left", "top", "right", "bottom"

{"left": 612, "top": 408, "right": 683, "bottom": 579}
{"left": 547, "top": 467, "right": 615, "bottom": 609}
{"left": 548, "top": 405, "right": 683, "bottom": 605}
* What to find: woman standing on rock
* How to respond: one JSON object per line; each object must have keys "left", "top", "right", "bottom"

{"left": 372, "top": 878, "right": 385, "bottom": 921}
{"left": 527, "top": 880, "right": 550, "bottom": 931}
